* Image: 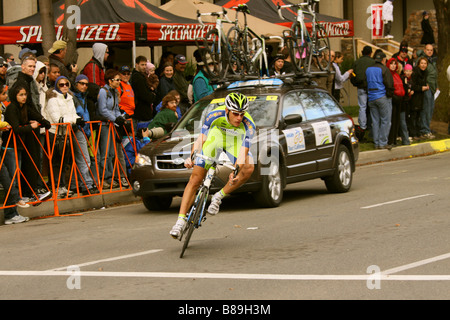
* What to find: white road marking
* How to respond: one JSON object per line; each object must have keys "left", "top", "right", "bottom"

{"left": 0, "top": 251, "right": 447, "bottom": 282}
{"left": 47, "top": 249, "right": 163, "bottom": 271}
{"left": 0, "top": 270, "right": 449, "bottom": 281}
{"left": 381, "top": 252, "right": 450, "bottom": 275}
{"left": 361, "top": 194, "right": 434, "bottom": 209}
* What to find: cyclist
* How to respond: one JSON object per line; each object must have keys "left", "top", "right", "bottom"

{"left": 170, "top": 92, "right": 256, "bottom": 239}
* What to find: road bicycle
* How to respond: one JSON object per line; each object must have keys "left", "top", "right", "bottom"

{"left": 178, "top": 153, "right": 239, "bottom": 258}
{"left": 277, "top": 0, "right": 331, "bottom": 74}
{"left": 227, "top": 4, "right": 284, "bottom": 78}
{"left": 196, "top": 8, "right": 237, "bottom": 82}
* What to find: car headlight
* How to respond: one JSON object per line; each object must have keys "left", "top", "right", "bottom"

{"left": 135, "top": 154, "right": 152, "bottom": 167}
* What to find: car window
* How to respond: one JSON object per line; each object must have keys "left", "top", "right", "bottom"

{"left": 315, "top": 91, "right": 343, "bottom": 116}
{"left": 281, "top": 92, "right": 306, "bottom": 120}
{"left": 298, "top": 91, "right": 326, "bottom": 121}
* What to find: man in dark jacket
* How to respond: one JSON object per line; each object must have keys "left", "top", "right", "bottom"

{"left": 351, "top": 46, "right": 375, "bottom": 140}
{"left": 48, "top": 40, "right": 78, "bottom": 85}
{"left": 130, "top": 56, "right": 156, "bottom": 124}
{"left": 366, "top": 51, "right": 394, "bottom": 150}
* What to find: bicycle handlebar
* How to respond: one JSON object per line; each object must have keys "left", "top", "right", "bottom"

{"left": 197, "top": 8, "right": 232, "bottom": 26}
{"left": 277, "top": 0, "right": 319, "bottom": 19}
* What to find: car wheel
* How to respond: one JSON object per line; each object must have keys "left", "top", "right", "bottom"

{"left": 142, "top": 195, "right": 173, "bottom": 211}
{"left": 253, "top": 160, "right": 284, "bottom": 208}
{"left": 324, "top": 145, "right": 353, "bottom": 193}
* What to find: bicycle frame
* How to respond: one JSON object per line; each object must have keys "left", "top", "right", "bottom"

{"left": 229, "top": 5, "right": 284, "bottom": 77}
{"left": 197, "top": 9, "right": 235, "bottom": 80}
{"left": 278, "top": 0, "right": 330, "bottom": 74}
{"left": 179, "top": 154, "right": 238, "bottom": 258}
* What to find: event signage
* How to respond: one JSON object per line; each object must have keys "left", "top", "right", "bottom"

{"left": 155, "top": 24, "right": 214, "bottom": 42}
{"left": 1, "top": 23, "right": 135, "bottom": 44}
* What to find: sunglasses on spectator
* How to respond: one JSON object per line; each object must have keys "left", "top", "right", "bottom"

{"left": 0, "top": 64, "right": 7, "bottom": 68}
{"left": 111, "top": 78, "right": 121, "bottom": 82}
{"left": 58, "top": 82, "right": 70, "bottom": 87}
{"left": 77, "top": 81, "right": 89, "bottom": 86}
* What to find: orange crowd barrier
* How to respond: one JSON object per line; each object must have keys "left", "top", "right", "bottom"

{"left": 0, "top": 119, "right": 137, "bottom": 219}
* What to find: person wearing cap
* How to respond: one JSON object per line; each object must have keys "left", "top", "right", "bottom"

{"left": 392, "top": 41, "right": 412, "bottom": 73}
{"left": 366, "top": 51, "right": 394, "bottom": 150}
{"left": 192, "top": 54, "right": 216, "bottom": 103}
{"left": 48, "top": 40, "right": 78, "bottom": 85}
{"left": 172, "top": 54, "right": 190, "bottom": 114}
{"left": 19, "top": 48, "right": 37, "bottom": 60}
{"left": 421, "top": 11, "right": 435, "bottom": 45}
{"left": 117, "top": 66, "right": 135, "bottom": 118}
{"left": 351, "top": 46, "right": 375, "bottom": 141}
{"left": 269, "top": 54, "right": 286, "bottom": 77}
{"left": 81, "top": 43, "right": 109, "bottom": 88}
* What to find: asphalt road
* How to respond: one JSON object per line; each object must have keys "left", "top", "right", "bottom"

{"left": 0, "top": 152, "right": 449, "bottom": 303}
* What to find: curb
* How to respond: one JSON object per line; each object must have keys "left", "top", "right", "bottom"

{"left": 357, "top": 138, "right": 450, "bottom": 165}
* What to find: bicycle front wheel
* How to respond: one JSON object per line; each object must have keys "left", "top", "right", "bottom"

{"left": 180, "top": 187, "right": 208, "bottom": 258}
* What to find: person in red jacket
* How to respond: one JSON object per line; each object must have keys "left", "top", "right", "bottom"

{"left": 81, "top": 43, "right": 109, "bottom": 88}
{"left": 387, "top": 58, "right": 405, "bottom": 146}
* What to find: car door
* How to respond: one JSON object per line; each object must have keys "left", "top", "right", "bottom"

{"left": 297, "top": 90, "right": 333, "bottom": 171}
{"left": 280, "top": 91, "right": 317, "bottom": 177}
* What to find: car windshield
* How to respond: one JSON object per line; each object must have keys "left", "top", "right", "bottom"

{"left": 173, "top": 94, "right": 279, "bottom": 135}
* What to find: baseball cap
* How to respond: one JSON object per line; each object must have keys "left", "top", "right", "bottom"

{"left": 374, "top": 51, "right": 386, "bottom": 62}
{"left": 48, "top": 40, "right": 67, "bottom": 54}
{"left": 174, "top": 54, "right": 187, "bottom": 65}
{"left": 19, "top": 48, "right": 37, "bottom": 59}
{"left": 120, "top": 65, "right": 131, "bottom": 73}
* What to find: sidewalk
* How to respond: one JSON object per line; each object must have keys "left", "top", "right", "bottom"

{"left": 2, "top": 138, "right": 450, "bottom": 224}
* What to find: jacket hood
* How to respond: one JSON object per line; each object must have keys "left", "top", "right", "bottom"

{"left": 92, "top": 43, "right": 108, "bottom": 68}
{"left": 387, "top": 58, "right": 399, "bottom": 73}
{"left": 33, "top": 61, "right": 48, "bottom": 85}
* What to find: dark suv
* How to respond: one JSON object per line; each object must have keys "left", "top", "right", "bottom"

{"left": 130, "top": 78, "right": 359, "bottom": 211}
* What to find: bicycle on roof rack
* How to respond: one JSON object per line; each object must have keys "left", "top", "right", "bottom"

{"left": 226, "top": 4, "right": 284, "bottom": 78}
{"left": 277, "top": 0, "right": 331, "bottom": 75}
{"left": 196, "top": 8, "right": 237, "bottom": 83}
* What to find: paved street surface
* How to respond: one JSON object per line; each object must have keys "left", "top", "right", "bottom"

{"left": 0, "top": 152, "right": 449, "bottom": 302}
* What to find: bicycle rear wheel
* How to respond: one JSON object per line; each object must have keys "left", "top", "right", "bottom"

{"left": 286, "top": 23, "right": 310, "bottom": 73}
{"left": 227, "top": 27, "right": 249, "bottom": 76}
{"left": 180, "top": 187, "right": 208, "bottom": 258}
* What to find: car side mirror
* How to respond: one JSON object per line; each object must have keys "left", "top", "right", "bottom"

{"left": 284, "top": 114, "right": 303, "bottom": 126}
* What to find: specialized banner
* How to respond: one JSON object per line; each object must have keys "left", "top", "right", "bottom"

{"left": 0, "top": 23, "right": 136, "bottom": 45}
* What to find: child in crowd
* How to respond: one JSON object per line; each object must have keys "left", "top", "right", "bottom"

{"left": 401, "top": 64, "right": 414, "bottom": 145}
{"left": 0, "top": 84, "right": 31, "bottom": 224}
